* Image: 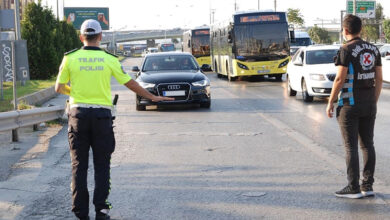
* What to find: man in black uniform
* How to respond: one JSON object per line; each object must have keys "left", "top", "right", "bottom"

{"left": 326, "top": 14, "right": 382, "bottom": 199}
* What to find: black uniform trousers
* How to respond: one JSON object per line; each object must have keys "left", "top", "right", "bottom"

{"left": 337, "top": 102, "right": 376, "bottom": 189}
{"left": 68, "top": 107, "right": 115, "bottom": 218}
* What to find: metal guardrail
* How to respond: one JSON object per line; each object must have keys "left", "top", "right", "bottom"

{"left": 0, "top": 106, "right": 65, "bottom": 132}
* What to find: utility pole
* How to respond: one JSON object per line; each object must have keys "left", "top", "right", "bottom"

{"left": 353, "top": 0, "right": 356, "bottom": 15}
{"left": 11, "top": 41, "right": 18, "bottom": 142}
{"left": 340, "top": 10, "right": 346, "bottom": 44}
{"left": 56, "top": 0, "right": 59, "bottom": 20}
{"left": 14, "top": 0, "right": 21, "bottom": 40}
{"left": 12, "top": 0, "right": 21, "bottom": 141}
{"left": 258, "top": 0, "right": 260, "bottom": 10}
{"left": 274, "top": 0, "right": 277, "bottom": 12}
{"left": 234, "top": 0, "right": 237, "bottom": 11}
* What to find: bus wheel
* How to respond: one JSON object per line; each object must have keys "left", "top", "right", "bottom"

{"left": 227, "top": 63, "right": 236, "bottom": 82}
{"left": 275, "top": 74, "right": 283, "bottom": 81}
{"left": 302, "top": 79, "right": 313, "bottom": 102}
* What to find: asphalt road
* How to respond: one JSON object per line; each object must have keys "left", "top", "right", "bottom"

{"left": 2, "top": 57, "right": 390, "bottom": 220}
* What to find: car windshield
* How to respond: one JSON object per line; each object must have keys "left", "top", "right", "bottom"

{"left": 143, "top": 55, "right": 199, "bottom": 72}
{"left": 306, "top": 49, "right": 338, "bottom": 65}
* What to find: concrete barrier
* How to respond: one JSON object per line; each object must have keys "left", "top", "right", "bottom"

{"left": 14, "top": 86, "right": 57, "bottom": 106}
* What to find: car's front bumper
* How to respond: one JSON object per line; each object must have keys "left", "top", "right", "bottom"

{"left": 137, "top": 86, "right": 211, "bottom": 106}
{"left": 307, "top": 80, "right": 333, "bottom": 96}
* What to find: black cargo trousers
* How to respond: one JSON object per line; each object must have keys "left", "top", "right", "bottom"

{"left": 68, "top": 107, "right": 115, "bottom": 218}
{"left": 336, "top": 102, "right": 376, "bottom": 189}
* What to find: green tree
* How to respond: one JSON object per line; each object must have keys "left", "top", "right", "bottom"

{"left": 383, "top": 19, "right": 390, "bottom": 42}
{"left": 308, "top": 25, "right": 331, "bottom": 44}
{"left": 361, "top": 3, "right": 383, "bottom": 42}
{"left": 287, "top": 8, "right": 304, "bottom": 27}
{"left": 362, "top": 25, "right": 379, "bottom": 42}
{"left": 21, "top": 1, "right": 81, "bottom": 80}
{"left": 21, "top": 1, "right": 57, "bottom": 79}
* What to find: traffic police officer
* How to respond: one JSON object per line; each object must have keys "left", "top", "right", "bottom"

{"left": 326, "top": 15, "right": 382, "bottom": 199}
{"left": 55, "top": 19, "right": 173, "bottom": 220}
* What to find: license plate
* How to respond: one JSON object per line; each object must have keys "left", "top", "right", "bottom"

{"left": 257, "top": 70, "right": 270, "bottom": 74}
{"left": 163, "top": 90, "right": 186, "bottom": 96}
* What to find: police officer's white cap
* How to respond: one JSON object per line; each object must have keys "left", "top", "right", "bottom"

{"left": 80, "top": 19, "right": 102, "bottom": 35}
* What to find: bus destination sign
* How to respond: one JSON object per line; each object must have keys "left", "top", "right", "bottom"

{"left": 240, "top": 14, "right": 280, "bottom": 23}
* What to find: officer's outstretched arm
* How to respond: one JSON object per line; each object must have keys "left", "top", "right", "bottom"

{"left": 124, "top": 79, "right": 174, "bottom": 102}
{"left": 55, "top": 83, "right": 71, "bottom": 96}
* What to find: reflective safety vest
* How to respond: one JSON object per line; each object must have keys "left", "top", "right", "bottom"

{"left": 56, "top": 46, "right": 131, "bottom": 106}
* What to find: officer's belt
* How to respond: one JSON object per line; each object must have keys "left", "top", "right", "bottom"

{"left": 70, "top": 103, "right": 113, "bottom": 111}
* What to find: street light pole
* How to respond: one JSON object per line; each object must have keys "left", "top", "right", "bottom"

{"left": 258, "top": 0, "right": 260, "bottom": 10}
{"left": 56, "top": 0, "right": 59, "bottom": 20}
{"left": 274, "top": 0, "right": 277, "bottom": 12}
{"left": 340, "top": 10, "right": 346, "bottom": 44}
{"left": 353, "top": 0, "right": 357, "bottom": 15}
{"left": 14, "top": 0, "right": 21, "bottom": 40}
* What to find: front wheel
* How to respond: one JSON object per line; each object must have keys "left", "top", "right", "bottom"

{"left": 302, "top": 79, "right": 313, "bottom": 102}
{"left": 287, "top": 75, "right": 297, "bottom": 97}
{"left": 200, "top": 101, "right": 211, "bottom": 109}
{"left": 136, "top": 104, "right": 146, "bottom": 111}
{"left": 274, "top": 74, "right": 283, "bottom": 81}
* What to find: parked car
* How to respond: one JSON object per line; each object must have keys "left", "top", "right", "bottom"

{"left": 132, "top": 52, "right": 211, "bottom": 110}
{"left": 286, "top": 45, "right": 340, "bottom": 102}
{"left": 380, "top": 44, "right": 390, "bottom": 57}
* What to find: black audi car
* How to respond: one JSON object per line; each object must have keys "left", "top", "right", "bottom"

{"left": 132, "top": 52, "right": 211, "bottom": 111}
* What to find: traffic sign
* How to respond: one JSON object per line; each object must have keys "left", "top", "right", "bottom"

{"left": 347, "top": 0, "right": 376, "bottom": 18}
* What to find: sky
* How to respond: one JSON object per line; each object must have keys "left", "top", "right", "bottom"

{"left": 43, "top": 0, "right": 390, "bottom": 30}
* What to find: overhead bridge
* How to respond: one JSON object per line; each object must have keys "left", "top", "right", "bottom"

{"left": 101, "top": 29, "right": 186, "bottom": 44}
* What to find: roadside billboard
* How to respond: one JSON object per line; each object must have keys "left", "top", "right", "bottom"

{"left": 346, "top": 0, "right": 376, "bottom": 19}
{"left": 64, "top": 7, "right": 110, "bottom": 30}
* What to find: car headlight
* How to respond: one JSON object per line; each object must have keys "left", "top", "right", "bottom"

{"left": 310, "top": 74, "right": 326, "bottom": 81}
{"left": 237, "top": 62, "right": 249, "bottom": 70}
{"left": 192, "top": 79, "right": 209, "bottom": 87}
{"left": 278, "top": 60, "right": 289, "bottom": 68}
{"left": 137, "top": 81, "right": 155, "bottom": 88}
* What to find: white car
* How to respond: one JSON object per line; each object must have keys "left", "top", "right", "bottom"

{"left": 286, "top": 45, "right": 340, "bottom": 102}
{"left": 382, "top": 56, "right": 390, "bottom": 83}
{"left": 380, "top": 44, "right": 390, "bottom": 57}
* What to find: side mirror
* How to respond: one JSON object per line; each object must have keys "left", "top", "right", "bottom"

{"left": 132, "top": 66, "right": 140, "bottom": 72}
{"left": 228, "top": 31, "right": 233, "bottom": 44}
{"left": 290, "top": 30, "right": 296, "bottom": 43}
{"left": 293, "top": 57, "right": 303, "bottom": 66}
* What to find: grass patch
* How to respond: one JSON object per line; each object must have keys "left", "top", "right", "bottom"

{"left": 0, "top": 79, "right": 55, "bottom": 112}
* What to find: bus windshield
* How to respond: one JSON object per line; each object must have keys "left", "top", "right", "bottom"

{"left": 160, "top": 44, "right": 175, "bottom": 52}
{"left": 234, "top": 23, "right": 289, "bottom": 61}
{"left": 192, "top": 35, "right": 210, "bottom": 58}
